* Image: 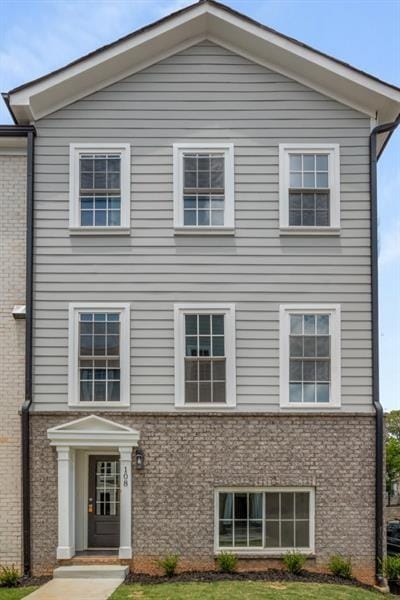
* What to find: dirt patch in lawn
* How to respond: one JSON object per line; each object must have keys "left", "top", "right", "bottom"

{"left": 12, "top": 576, "right": 51, "bottom": 588}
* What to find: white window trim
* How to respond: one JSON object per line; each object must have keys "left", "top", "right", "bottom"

{"left": 173, "top": 143, "right": 235, "bottom": 233}
{"left": 214, "top": 487, "right": 315, "bottom": 555}
{"left": 69, "top": 143, "right": 131, "bottom": 232}
{"left": 174, "top": 303, "right": 236, "bottom": 408}
{"left": 279, "top": 143, "right": 340, "bottom": 232}
{"left": 68, "top": 302, "right": 130, "bottom": 408}
{"left": 279, "top": 304, "right": 341, "bottom": 409}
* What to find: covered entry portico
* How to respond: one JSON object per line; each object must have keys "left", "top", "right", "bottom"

{"left": 47, "top": 416, "right": 140, "bottom": 561}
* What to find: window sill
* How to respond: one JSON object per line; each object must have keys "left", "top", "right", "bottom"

{"left": 175, "top": 403, "right": 236, "bottom": 409}
{"left": 69, "top": 227, "right": 131, "bottom": 236}
{"left": 280, "top": 227, "right": 340, "bottom": 236}
{"left": 280, "top": 403, "right": 341, "bottom": 409}
{"left": 214, "top": 550, "right": 315, "bottom": 558}
{"left": 174, "top": 227, "right": 235, "bottom": 236}
{"left": 69, "top": 402, "right": 130, "bottom": 409}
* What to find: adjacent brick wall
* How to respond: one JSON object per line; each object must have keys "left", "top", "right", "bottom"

{"left": 0, "top": 154, "right": 26, "bottom": 570}
{"left": 30, "top": 413, "right": 375, "bottom": 582}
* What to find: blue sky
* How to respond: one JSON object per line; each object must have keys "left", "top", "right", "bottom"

{"left": 0, "top": 0, "right": 399, "bottom": 410}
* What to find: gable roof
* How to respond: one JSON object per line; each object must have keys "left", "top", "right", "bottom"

{"left": 4, "top": 0, "right": 400, "bottom": 154}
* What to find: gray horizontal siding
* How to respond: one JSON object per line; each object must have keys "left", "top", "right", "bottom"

{"left": 32, "top": 40, "right": 373, "bottom": 413}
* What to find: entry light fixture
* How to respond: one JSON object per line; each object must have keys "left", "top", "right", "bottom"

{"left": 135, "top": 447, "right": 144, "bottom": 469}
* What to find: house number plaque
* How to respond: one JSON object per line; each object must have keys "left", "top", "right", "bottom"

{"left": 123, "top": 466, "right": 129, "bottom": 487}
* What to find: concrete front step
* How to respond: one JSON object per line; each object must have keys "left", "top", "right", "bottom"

{"left": 54, "top": 565, "right": 128, "bottom": 580}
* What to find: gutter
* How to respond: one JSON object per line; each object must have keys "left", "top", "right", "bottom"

{"left": 370, "top": 115, "right": 400, "bottom": 585}
{"left": 0, "top": 124, "right": 36, "bottom": 576}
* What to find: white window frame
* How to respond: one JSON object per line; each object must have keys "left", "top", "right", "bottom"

{"left": 174, "top": 303, "right": 236, "bottom": 408}
{"left": 279, "top": 304, "right": 341, "bottom": 408}
{"left": 68, "top": 302, "right": 130, "bottom": 408}
{"left": 173, "top": 143, "right": 235, "bottom": 234}
{"left": 69, "top": 143, "right": 131, "bottom": 233}
{"left": 214, "top": 487, "right": 315, "bottom": 555}
{"left": 279, "top": 143, "right": 340, "bottom": 232}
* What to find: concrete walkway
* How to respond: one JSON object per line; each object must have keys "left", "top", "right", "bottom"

{"left": 24, "top": 578, "right": 121, "bottom": 600}
{"left": 24, "top": 566, "right": 128, "bottom": 600}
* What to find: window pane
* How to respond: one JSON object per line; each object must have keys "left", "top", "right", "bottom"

{"left": 316, "top": 210, "right": 329, "bottom": 226}
{"left": 316, "top": 172, "right": 328, "bottom": 188}
{"left": 108, "top": 210, "right": 120, "bottom": 226}
{"left": 211, "top": 171, "right": 224, "bottom": 188}
{"left": 265, "top": 521, "right": 279, "bottom": 547}
{"left": 303, "top": 383, "right": 316, "bottom": 403}
{"left": 199, "top": 360, "right": 211, "bottom": 381}
{"left": 295, "top": 493, "right": 309, "bottom": 519}
{"left": 199, "top": 314, "right": 210, "bottom": 334}
{"left": 265, "top": 492, "right": 279, "bottom": 519}
{"left": 290, "top": 154, "right": 302, "bottom": 171}
{"left": 199, "top": 382, "right": 211, "bottom": 403}
{"left": 185, "top": 359, "right": 198, "bottom": 381}
{"left": 289, "top": 193, "right": 301, "bottom": 210}
{"left": 80, "top": 335, "right": 93, "bottom": 355}
{"left": 80, "top": 380, "right": 92, "bottom": 402}
{"left": 234, "top": 521, "right": 247, "bottom": 547}
{"left": 303, "top": 361, "right": 315, "bottom": 382}
{"left": 316, "top": 154, "right": 328, "bottom": 170}
{"left": 94, "top": 381, "right": 106, "bottom": 402}
{"left": 199, "top": 336, "right": 211, "bottom": 356}
{"left": 289, "top": 210, "right": 302, "bottom": 226}
{"left": 235, "top": 493, "right": 247, "bottom": 519}
{"left": 303, "top": 155, "right": 315, "bottom": 171}
{"left": 211, "top": 156, "right": 224, "bottom": 171}
{"left": 212, "top": 315, "right": 224, "bottom": 334}
{"left": 198, "top": 210, "right": 210, "bottom": 226}
{"left": 316, "top": 360, "right": 330, "bottom": 381}
{"left": 219, "top": 521, "right": 233, "bottom": 547}
{"left": 249, "top": 493, "right": 263, "bottom": 519}
{"left": 219, "top": 493, "right": 233, "bottom": 519}
{"left": 289, "top": 360, "right": 302, "bottom": 381}
{"left": 212, "top": 336, "right": 224, "bottom": 357}
{"left": 213, "top": 360, "right": 225, "bottom": 381}
{"left": 281, "top": 521, "right": 295, "bottom": 547}
{"left": 290, "top": 336, "right": 303, "bottom": 357}
{"left": 108, "top": 381, "right": 120, "bottom": 402}
{"left": 198, "top": 171, "right": 210, "bottom": 188}
{"left": 296, "top": 521, "right": 310, "bottom": 547}
{"left": 281, "top": 493, "right": 294, "bottom": 519}
{"left": 290, "top": 315, "right": 302, "bottom": 334}
{"left": 249, "top": 521, "right": 263, "bottom": 547}
{"left": 107, "top": 335, "right": 119, "bottom": 355}
{"left": 289, "top": 383, "right": 302, "bottom": 403}
{"left": 213, "top": 382, "right": 225, "bottom": 403}
{"left": 185, "top": 382, "right": 198, "bottom": 403}
{"left": 186, "top": 337, "right": 198, "bottom": 357}
{"left": 211, "top": 210, "right": 224, "bottom": 226}
{"left": 185, "top": 315, "right": 197, "bottom": 335}
{"left": 317, "top": 336, "right": 330, "bottom": 357}
{"left": 184, "top": 171, "right": 196, "bottom": 188}
{"left": 304, "top": 315, "right": 315, "bottom": 334}
{"left": 303, "top": 172, "right": 315, "bottom": 188}
{"left": 302, "top": 194, "right": 315, "bottom": 210}
{"left": 317, "top": 383, "right": 330, "bottom": 403}
{"left": 95, "top": 210, "right": 107, "bottom": 226}
{"left": 290, "top": 172, "right": 302, "bottom": 188}
{"left": 303, "top": 209, "right": 315, "bottom": 226}
{"left": 303, "top": 336, "right": 316, "bottom": 357}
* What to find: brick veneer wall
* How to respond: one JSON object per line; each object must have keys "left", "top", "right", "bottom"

{"left": 30, "top": 413, "right": 376, "bottom": 582}
{"left": 0, "top": 154, "right": 26, "bottom": 570}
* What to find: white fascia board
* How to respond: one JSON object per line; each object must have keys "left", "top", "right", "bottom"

{"left": 8, "top": 1, "right": 400, "bottom": 132}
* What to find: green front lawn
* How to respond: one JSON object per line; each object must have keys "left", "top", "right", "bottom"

{"left": 110, "top": 581, "right": 389, "bottom": 599}
{"left": 0, "top": 589, "right": 38, "bottom": 600}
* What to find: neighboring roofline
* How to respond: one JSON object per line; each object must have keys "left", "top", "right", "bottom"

{"left": 7, "top": 0, "right": 400, "bottom": 97}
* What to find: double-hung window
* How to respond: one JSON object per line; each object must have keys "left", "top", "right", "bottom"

{"left": 216, "top": 488, "right": 314, "bottom": 553}
{"left": 280, "top": 305, "right": 341, "bottom": 407}
{"left": 68, "top": 303, "right": 130, "bottom": 407}
{"left": 173, "top": 144, "right": 234, "bottom": 232}
{"left": 279, "top": 144, "right": 340, "bottom": 231}
{"left": 174, "top": 304, "right": 236, "bottom": 407}
{"left": 69, "top": 144, "right": 130, "bottom": 231}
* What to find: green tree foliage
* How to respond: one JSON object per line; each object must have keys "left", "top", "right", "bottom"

{"left": 386, "top": 437, "right": 400, "bottom": 505}
{"left": 387, "top": 411, "right": 400, "bottom": 441}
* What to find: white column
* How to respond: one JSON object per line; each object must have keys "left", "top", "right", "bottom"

{"left": 119, "top": 446, "right": 133, "bottom": 559}
{"left": 56, "top": 446, "right": 75, "bottom": 559}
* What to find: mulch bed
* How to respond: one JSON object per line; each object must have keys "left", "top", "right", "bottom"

{"left": 9, "top": 575, "right": 51, "bottom": 588}
{"left": 125, "top": 568, "right": 375, "bottom": 590}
